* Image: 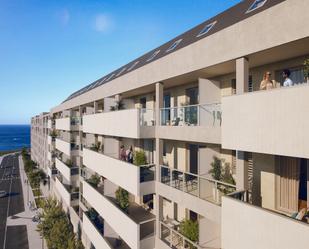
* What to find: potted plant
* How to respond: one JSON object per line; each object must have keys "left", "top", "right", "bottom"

{"left": 110, "top": 100, "right": 125, "bottom": 111}
{"left": 115, "top": 187, "right": 129, "bottom": 212}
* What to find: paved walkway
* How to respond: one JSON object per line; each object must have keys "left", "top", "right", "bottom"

{"left": 6, "top": 156, "right": 45, "bottom": 249}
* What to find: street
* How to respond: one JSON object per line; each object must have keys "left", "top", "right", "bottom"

{"left": 0, "top": 154, "right": 29, "bottom": 249}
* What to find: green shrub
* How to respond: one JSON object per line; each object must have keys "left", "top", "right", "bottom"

{"left": 209, "top": 156, "right": 222, "bottom": 181}
{"left": 115, "top": 187, "right": 129, "bottom": 212}
{"left": 86, "top": 174, "right": 100, "bottom": 188}
{"left": 134, "top": 150, "right": 147, "bottom": 166}
{"left": 179, "top": 219, "right": 199, "bottom": 242}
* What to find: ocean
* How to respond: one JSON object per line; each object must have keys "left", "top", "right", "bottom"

{"left": 0, "top": 125, "right": 30, "bottom": 151}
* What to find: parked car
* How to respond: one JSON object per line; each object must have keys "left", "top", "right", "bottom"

{"left": 0, "top": 190, "right": 7, "bottom": 198}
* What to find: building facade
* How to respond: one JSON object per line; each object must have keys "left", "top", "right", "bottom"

{"left": 31, "top": 0, "right": 309, "bottom": 248}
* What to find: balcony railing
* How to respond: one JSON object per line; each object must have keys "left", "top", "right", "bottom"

{"left": 160, "top": 165, "right": 236, "bottom": 204}
{"left": 139, "top": 108, "right": 155, "bottom": 126}
{"left": 71, "top": 117, "right": 82, "bottom": 126}
{"left": 160, "top": 221, "right": 202, "bottom": 249}
{"left": 160, "top": 103, "right": 221, "bottom": 127}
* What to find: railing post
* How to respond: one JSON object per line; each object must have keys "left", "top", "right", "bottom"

{"left": 215, "top": 181, "right": 218, "bottom": 203}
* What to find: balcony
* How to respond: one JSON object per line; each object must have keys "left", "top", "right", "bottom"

{"left": 83, "top": 148, "right": 155, "bottom": 196}
{"left": 83, "top": 211, "right": 130, "bottom": 249}
{"left": 160, "top": 165, "right": 236, "bottom": 205}
{"left": 47, "top": 119, "right": 52, "bottom": 129}
{"left": 83, "top": 180, "right": 155, "bottom": 249}
{"left": 222, "top": 84, "right": 309, "bottom": 158}
{"left": 47, "top": 166, "right": 58, "bottom": 178}
{"left": 70, "top": 117, "right": 82, "bottom": 131}
{"left": 158, "top": 103, "right": 221, "bottom": 143}
{"left": 55, "top": 117, "right": 71, "bottom": 131}
{"left": 55, "top": 157, "right": 79, "bottom": 181}
{"left": 55, "top": 138, "right": 71, "bottom": 156}
{"left": 55, "top": 176, "right": 79, "bottom": 207}
{"left": 222, "top": 192, "right": 309, "bottom": 249}
{"left": 83, "top": 108, "right": 155, "bottom": 139}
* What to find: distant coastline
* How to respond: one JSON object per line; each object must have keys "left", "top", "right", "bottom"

{"left": 0, "top": 124, "right": 30, "bottom": 152}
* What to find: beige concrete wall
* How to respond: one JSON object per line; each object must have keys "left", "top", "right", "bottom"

{"left": 83, "top": 180, "right": 140, "bottom": 249}
{"left": 222, "top": 84, "right": 309, "bottom": 158}
{"left": 252, "top": 153, "right": 276, "bottom": 210}
{"left": 157, "top": 182, "right": 221, "bottom": 221}
{"left": 83, "top": 148, "right": 148, "bottom": 196}
{"left": 55, "top": 138, "right": 71, "bottom": 156}
{"left": 222, "top": 197, "right": 309, "bottom": 249}
{"left": 55, "top": 117, "right": 70, "bottom": 131}
{"left": 83, "top": 214, "right": 112, "bottom": 249}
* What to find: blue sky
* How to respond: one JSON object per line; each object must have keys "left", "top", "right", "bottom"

{"left": 0, "top": 0, "right": 240, "bottom": 124}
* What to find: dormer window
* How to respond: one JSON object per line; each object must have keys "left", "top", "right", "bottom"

{"left": 147, "top": 50, "right": 160, "bottom": 62}
{"left": 196, "top": 21, "right": 217, "bottom": 37}
{"left": 166, "top": 39, "right": 182, "bottom": 53}
{"left": 246, "top": 0, "right": 267, "bottom": 13}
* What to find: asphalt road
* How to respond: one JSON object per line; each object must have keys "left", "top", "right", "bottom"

{"left": 0, "top": 154, "right": 29, "bottom": 249}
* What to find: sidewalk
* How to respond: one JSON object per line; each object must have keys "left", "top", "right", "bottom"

{"left": 6, "top": 155, "right": 45, "bottom": 249}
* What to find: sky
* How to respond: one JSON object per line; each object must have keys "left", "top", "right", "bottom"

{"left": 0, "top": 0, "right": 241, "bottom": 124}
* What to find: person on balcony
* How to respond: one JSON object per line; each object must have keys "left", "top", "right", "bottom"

{"left": 282, "top": 69, "right": 294, "bottom": 87}
{"left": 119, "top": 145, "right": 126, "bottom": 161}
{"left": 127, "top": 146, "right": 134, "bottom": 164}
{"left": 260, "top": 71, "right": 276, "bottom": 90}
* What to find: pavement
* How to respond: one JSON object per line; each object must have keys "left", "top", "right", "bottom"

{"left": 0, "top": 154, "right": 45, "bottom": 249}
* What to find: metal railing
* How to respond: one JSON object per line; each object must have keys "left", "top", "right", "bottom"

{"left": 70, "top": 117, "right": 82, "bottom": 126}
{"left": 160, "top": 103, "right": 221, "bottom": 127}
{"left": 160, "top": 221, "right": 200, "bottom": 249}
{"left": 160, "top": 165, "right": 236, "bottom": 205}
{"left": 139, "top": 164, "right": 155, "bottom": 182}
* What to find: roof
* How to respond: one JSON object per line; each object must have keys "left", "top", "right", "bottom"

{"left": 64, "top": 0, "right": 286, "bottom": 102}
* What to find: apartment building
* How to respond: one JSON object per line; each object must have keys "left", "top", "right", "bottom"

{"left": 31, "top": 0, "right": 309, "bottom": 248}
{"left": 31, "top": 112, "right": 49, "bottom": 172}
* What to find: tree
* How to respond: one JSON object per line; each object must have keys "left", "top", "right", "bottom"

{"left": 49, "top": 219, "right": 72, "bottom": 249}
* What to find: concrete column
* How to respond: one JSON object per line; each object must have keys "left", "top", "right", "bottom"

{"left": 115, "top": 94, "right": 121, "bottom": 102}
{"left": 155, "top": 82, "right": 163, "bottom": 126}
{"left": 93, "top": 101, "right": 98, "bottom": 113}
{"left": 236, "top": 57, "right": 249, "bottom": 94}
{"left": 236, "top": 57, "right": 249, "bottom": 190}
{"left": 236, "top": 151, "right": 248, "bottom": 190}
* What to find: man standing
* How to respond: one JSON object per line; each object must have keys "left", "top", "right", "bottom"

{"left": 282, "top": 69, "right": 294, "bottom": 87}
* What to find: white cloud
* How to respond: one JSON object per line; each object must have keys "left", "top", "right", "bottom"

{"left": 94, "top": 14, "right": 113, "bottom": 33}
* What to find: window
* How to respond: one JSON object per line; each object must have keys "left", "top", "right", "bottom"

{"left": 127, "top": 61, "right": 139, "bottom": 71}
{"left": 275, "top": 67, "right": 306, "bottom": 85}
{"left": 116, "top": 67, "right": 127, "bottom": 76}
{"left": 146, "top": 50, "right": 160, "bottom": 62}
{"left": 197, "top": 21, "right": 217, "bottom": 37}
{"left": 246, "top": 0, "right": 267, "bottom": 13}
{"left": 166, "top": 39, "right": 182, "bottom": 53}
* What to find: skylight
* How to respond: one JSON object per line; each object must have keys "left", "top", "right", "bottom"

{"left": 116, "top": 67, "right": 127, "bottom": 76}
{"left": 106, "top": 74, "right": 115, "bottom": 81}
{"left": 166, "top": 39, "right": 182, "bottom": 53}
{"left": 246, "top": 0, "right": 267, "bottom": 13}
{"left": 147, "top": 50, "right": 160, "bottom": 62}
{"left": 196, "top": 21, "right": 217, "bottom": 37}
{"left": 127, "top": 61, "right": 139, "bottom": 71}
